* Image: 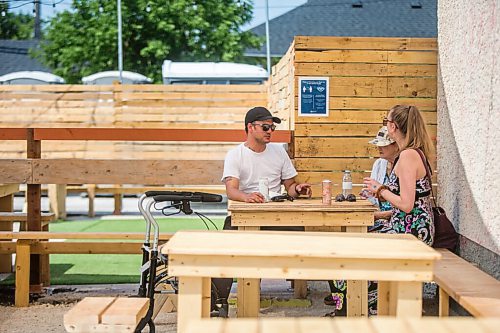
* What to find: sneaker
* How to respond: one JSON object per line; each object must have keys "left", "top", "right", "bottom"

{"left": 324, "top": 294, "right": 336, "bottom": 306}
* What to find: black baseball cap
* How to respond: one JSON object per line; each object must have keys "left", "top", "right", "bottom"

{"left": 245, "top": 106, "right": 281, "bottom": 125}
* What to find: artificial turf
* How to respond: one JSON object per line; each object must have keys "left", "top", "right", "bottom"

{"left": 2, "top": 216, "right": 224, "bottom": 285}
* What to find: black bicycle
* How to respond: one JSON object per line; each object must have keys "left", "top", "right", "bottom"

{"left": 133, "top": 190, "right": 223, "bottom": 333}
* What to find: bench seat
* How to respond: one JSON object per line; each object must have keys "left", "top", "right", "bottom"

{"left": 64, "top": 297, "right": 149, "bottom": 333}
{"left": 0, "top": 212, "right": 56, "bottom": 228}
{"left": 434, "top": 249, "right": 500, "bottom": 317}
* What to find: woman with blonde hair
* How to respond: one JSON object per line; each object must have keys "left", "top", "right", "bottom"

{"left": 363, "top": 105, "right": 435, "bottom": 245}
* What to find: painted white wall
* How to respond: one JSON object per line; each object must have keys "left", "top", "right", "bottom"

{"left": 437, "top": 0, "right": 499, "bottom": 254}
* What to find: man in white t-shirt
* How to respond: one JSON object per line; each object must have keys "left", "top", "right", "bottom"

{"left": 222, "top": 106, "right": 311, "bottom": 204}
{"left": 211, "top": 106, "right": 311, "bottom": 316}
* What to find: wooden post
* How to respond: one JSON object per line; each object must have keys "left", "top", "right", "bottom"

{"left": 0, "top": 186, "right": 14, "bottom": 272}
{"left": 87, "top": 184, "right": 96, "bottom": 217}
{"left": 26, "top": 128, "right": 43, "bottom": 291}
{"left": 15, "top": 240, "right": 31, "bottom": 307}
{"left": 438, "top": 287, "right": 450, "bottom": 316}
{"left": 48, "top": 184, "right": 66, "bottom": 220}
{"left": 113, "top": 184, "right": 122, "bottom": 215}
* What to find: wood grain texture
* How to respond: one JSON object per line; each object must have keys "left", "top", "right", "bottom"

{"left": 185, "top": 317, "right": 500, "bottom": 333}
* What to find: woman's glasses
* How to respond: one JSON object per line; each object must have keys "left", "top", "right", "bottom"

{"left": 383, "top": 117, "right": 395, "bottom": 126}
{"left": 252, "top": 123, "right": 276, "bottom": 132}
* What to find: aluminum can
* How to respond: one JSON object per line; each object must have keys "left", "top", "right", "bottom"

{"left": 258, "top": 177, "right": 270, "bottom": 202}
{"left": 322, "top": 180, "right": 332, "bottom": 205}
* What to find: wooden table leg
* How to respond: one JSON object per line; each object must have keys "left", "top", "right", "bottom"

{"left": 347, "top": 280, "right": 368, "bottom": 316}
{"left": 345, "top": 226, "right": 368, "bottom": 317}
{"left": 377, "top": 281, "right": 390, "bottom": 315}
{"left": 237, "top": 278, "right": 260, "bottom": 317}
{"left": 395, "top": 281, "right": 422, "bottom": 317}
{"left": 177, "top": 276, "right": 208, "bottom": 333}
{"left": 293, "top": 280, "right": 308, "bottom": 299}
{"left": 439, "top": 287, "right": 450, "bottom": 316}
{"left": 15, "top": 240, "right": 31, "bottom": 307}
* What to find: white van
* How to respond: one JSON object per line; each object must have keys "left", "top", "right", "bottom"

{"left": 0, "top": 71, "right": 65, "bottom": 85}
{"left": 162, "top": 60, "right": 268, "bottom": 85}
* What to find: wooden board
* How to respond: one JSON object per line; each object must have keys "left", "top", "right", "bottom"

{"left": 434, "top": 249, "right": 500, "bottom": 317}
{"left": 64, "top": 297, "right": 149, "bottom": 332}
{"left": 184, "top": 317, "right": 500, "bottom": 333}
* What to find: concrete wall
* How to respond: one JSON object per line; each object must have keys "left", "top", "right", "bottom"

{"left": 437, "top": 0, "right": 499, "bottom": 277}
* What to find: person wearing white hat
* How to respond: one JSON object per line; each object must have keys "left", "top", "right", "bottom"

{"left": 365, "top": 126, "right": 399, "bottom": 218}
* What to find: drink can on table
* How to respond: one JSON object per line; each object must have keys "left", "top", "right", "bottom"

{"left": 258, "top": 177, "right": 270, "bottom": 202}
{"left": 322, "top": 180, "right": 332, "bottom": 205}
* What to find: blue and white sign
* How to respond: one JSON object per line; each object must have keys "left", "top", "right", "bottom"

{"left": 298, "top": 77, "right": 329, "bottom": 117}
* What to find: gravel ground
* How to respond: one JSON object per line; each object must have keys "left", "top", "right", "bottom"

{"left": 0, "top": 280, "right": 440, "bottom": 333}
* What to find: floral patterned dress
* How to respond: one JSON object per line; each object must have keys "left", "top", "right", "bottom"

{"left": 328, "top": 153, "right": 435, "bottom": 316}
{"left": 386, "top": 156, "right": 435, "bottom": 245}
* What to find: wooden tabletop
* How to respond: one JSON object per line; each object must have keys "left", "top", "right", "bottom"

{"left": 228, "top": 198, "right": 377, "bottom": 212}
{"left": 162, "top": 230, "right": 440, "bottom": 261}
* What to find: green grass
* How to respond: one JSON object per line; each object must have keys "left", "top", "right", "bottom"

{"left": 2, "top": 216, "right": 224, "bottom": 285}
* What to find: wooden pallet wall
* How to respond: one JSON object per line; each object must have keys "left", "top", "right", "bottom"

{"left": 270, "top": 36, "right": 438, "bottom": 195}
{"left": 0, "top": 84, "right": 268, "bottom": 160}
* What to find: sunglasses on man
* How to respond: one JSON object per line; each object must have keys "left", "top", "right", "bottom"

{"left": 252, "top": 123, "right": 276, "bottom": 132}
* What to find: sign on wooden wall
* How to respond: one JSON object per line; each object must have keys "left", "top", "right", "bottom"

{"left": 298, "top": 77, "right": 329, "bottom": 117}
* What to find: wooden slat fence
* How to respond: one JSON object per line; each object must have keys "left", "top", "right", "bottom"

{"left": 0, "top": 84, "right": 272, "bottom": 160}
{"left": 269, "top": 36, "right": 438, "bottom": 195}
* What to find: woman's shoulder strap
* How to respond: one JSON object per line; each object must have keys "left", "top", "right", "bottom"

{"left": 413, "top": 148, "right": 432, "bottom": 178}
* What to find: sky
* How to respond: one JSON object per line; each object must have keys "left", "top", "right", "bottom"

{"left": 10, "top": 0, "right": 307, "bottom": 31}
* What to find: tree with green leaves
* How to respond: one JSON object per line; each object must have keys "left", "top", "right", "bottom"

{"left": 0, "top": 3, "right": 35, "bottom": 39}
{"left": 40, "top": 0, "right": 262, "bottom": 83}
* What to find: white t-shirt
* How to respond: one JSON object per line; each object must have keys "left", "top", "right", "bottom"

{"left": 222, "top": 143, "right": 298, "bottom": 194}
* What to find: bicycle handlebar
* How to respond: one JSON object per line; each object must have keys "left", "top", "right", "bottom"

{"left": 145, "top": 191, "right": 222, "bottom": 203}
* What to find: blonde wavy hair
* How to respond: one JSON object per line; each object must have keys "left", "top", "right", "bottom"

{"left": 389, "top": 105, "right": 435, "bottom": 161}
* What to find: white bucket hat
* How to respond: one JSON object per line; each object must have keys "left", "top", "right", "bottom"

{"left": 369, "top": 126, "right": 395, "bottom": 147}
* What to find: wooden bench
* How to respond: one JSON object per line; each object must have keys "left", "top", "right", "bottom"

{"left": 64, "top": 297, "right": 150, "bottom": 333}
{"left": 185, "top": 317, "right": 500, "bottom": 333}
{"left": 0, "top": 212, "right": 56, "bottom": 229}
{"left": 0, "top": 231, "right": 173, "bottom": 307}
{"left": 434, "top": 248, "right": 500, "bottom": 317}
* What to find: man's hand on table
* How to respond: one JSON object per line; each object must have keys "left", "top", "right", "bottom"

{"left": 244, "top": 192, "right": 266, "bottom": 203}
{"left": 295, "top": 183, "right": 312, "bottom": 198}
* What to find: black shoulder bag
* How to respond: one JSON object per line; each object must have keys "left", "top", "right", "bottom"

{"left": 416, "top": 149, "right": 458, "bottom": 252}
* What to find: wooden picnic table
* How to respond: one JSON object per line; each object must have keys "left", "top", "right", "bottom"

{"left": 228, "top": 198, "right": 376, "bottom": 232}
{"left": 0, "top": 184, "right": 19, "bottom": 272}
{"left": 162, "top": 230, "right": 441, "bottom": 333}
{"left": 228, "top": 198, "right": 377, "bottom": 316}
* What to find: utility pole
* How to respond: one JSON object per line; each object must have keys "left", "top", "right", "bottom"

{"left": 265, "top": 0, "right": 271, "bottom": 76}
{"left": 117, "top": 0, "right": 123, "bottom": 83}
{"left": 34, "top": 0, "right": 42, "bottom": 39}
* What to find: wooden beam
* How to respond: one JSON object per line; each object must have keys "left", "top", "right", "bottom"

{"left": 0, "top": 231, "right": 174, "bottom": 240}
{"left": 0, "top": 160, "right": 32, "bottom": 183}
{"left": 32, "top": 128, "right": 292, "bottom": 143}
{"left": 0, "top": 128, "right": 28, "bottom": 140}
{"left": 32, "top": 159, "right": 224, "bottom": 185}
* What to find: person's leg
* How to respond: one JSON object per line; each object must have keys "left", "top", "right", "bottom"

{"left": 211, "top": 216, "right": 235, "bottom": 313}
{"left": 325, "top": 280, "right": 347, "bottom": 316}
